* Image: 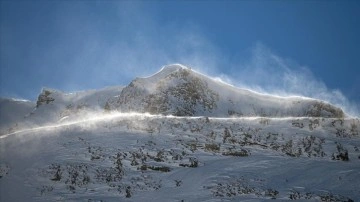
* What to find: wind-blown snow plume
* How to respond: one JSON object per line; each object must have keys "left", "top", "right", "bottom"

{"left": 2, "top": 1, "right": 356, "bottom": 117}
{"left": 210, "top": 43, "right": 359, "bottom": 117}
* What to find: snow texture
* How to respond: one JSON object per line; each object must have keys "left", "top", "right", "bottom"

{"left": 0, "top": 64, "right": 358, "bottom": 202}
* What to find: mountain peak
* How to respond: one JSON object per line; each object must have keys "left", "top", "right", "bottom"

{"left": 161, "top": 63, "right": 190, "bottom": 71}
{"left": 116, "top": 65, "right": 345, "bottom": 118}
{"left": 145, "top": 64, "right": 191, "bottom": 80}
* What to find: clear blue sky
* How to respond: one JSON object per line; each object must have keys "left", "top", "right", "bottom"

{"left": 1, "top": 0, "right": 359, "bottom": 114}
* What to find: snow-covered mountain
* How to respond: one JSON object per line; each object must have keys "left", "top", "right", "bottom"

{"left": 1, "top": 64, "right": 344, "bottom": 135}
{"left": 116, "top": 64, "right": 344, "bottom": 118}
{"left": 0, "top": 64, "right": 359, "bottom": 202}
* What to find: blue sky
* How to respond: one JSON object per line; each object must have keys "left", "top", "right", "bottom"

{"left": 1, "top": 0, "right": 359, "bottom": 115}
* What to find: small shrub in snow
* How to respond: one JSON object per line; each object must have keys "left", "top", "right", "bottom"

{"left": 125, "top": 186, "right": 132, "bottom": 198}
{"left": 265, "top": 188, "right": 279, "bottom": 199}
{"left": 205, "top": 143, "right": 220, "bottom": 152}
{"left": 332, "top": 142, "right": 349, "bottom": 161}
{"left": 0, "top": 164, "right": 10, "bottom": 179}
{"left": 222, "top": 149, "right": 249, "bottom": 157}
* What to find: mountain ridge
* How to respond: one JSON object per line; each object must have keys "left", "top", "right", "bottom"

{"left": 115, "top": 64, "right": 344, "bottom": 118}
{"left": 0, "top": 64, "right": 346, "bottom": 134}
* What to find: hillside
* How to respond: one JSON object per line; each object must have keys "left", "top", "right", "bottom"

{"left": 0, "top": 64, "right": 359, "bottom": 202}
{"left": 1, "top": 114, "right": 359, "bottom": 201}
{"left": 0, "top": 86, "right": 124, "bottom": 135}
{"left": 0, "top": 98, "right": 35, "bottom": 132}
{"left": 1, "top": 64, "right": 345, "bottom": 136}
{"left": 116, "top": 64, "right": 344, "bottom": 118}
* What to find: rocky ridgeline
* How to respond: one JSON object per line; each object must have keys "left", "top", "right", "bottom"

{"left": 36, "top": 89, "right": 55, "bottom": 107}
{"left": 117, "top": 68, "right": 219, "bottom": 116}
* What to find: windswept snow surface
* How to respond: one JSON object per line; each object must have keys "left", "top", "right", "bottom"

{"left": 0, "top": 86, "right": 124, "bottom": 136}
{"left": 0, "top": 64, "right": 359, "bottom": 201}
{"left": 117, "top": 64, "right": 344, "bottom": 118}
{"left": 0, "top": 98, "right": 35, "bottom": 130}
{"left": 1, "top": 112, "right": 360, "bottom": 201}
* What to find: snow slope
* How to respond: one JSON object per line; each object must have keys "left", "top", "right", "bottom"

{"left": 0, "top": 98, "right": 35, "bottom": 134}
{"left": 0, "top": 64, "right": 358, "bottom": 202}
{"left": 1, "top": 113, "right": 359, "bottom": 201}
{"left": 0, "top": 86, "right": 124, "bottom": 136}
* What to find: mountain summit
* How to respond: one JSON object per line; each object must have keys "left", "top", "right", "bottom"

{"left": 116, "top": 64, "right": 344, "bottom": 118}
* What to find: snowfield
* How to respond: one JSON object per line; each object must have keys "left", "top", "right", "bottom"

{"left": 0, "top": 64, "right": 359, "bottom": 201}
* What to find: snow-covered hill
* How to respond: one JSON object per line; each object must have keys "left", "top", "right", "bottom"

{"left": 0, "top": 64, "right": 359, "bottom": 202}
{"left": 1, "top": 64, "right": 345, "bottom": 136}
{"left": 1, "top": 114, "right": 359, "bottom": 201}
{"left": 0, "top": 86, "right": 124, "bottom": 135}
{"left": 116, "top": 64, "right": 344, "bottom": 118}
